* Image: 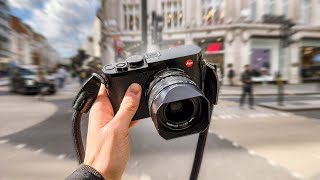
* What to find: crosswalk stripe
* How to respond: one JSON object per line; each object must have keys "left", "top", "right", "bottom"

{"left": 0, "top": 139, "right": 9, "bottom": 144}
{"left": 16, "top": 144, "right": 26, "bottom": 149}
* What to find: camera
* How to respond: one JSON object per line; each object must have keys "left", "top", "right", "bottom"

{"left": 103, "top": 45, "right": 218, "bottom": 140}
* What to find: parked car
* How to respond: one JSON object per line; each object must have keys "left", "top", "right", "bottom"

{"left": 9, "top": 65, "right": 57, "bottom": 95}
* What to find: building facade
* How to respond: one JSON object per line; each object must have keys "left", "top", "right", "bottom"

{"left": 83, "top": 17, "right": 101, "bottom": 58}
{"left": 9, "top": 16, "right": 60, "bottom": 68}
{"left": 0, "top": 0, "right": 11, "bottom": 72}
{"left": 99, "top": 0, "right": 320, "bottom": 84}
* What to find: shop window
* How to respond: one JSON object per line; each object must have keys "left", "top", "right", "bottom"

{"left": 251, "top": 48, "right": 271, "bottom": 77}
{"left": 301, "top": 47, "right": 320, "bottom": 80}
{"left": 201, "top": 0, "right": 225, "bottom": 26}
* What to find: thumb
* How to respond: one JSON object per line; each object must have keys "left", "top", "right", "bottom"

{"left": 113, "top": 83, "right": 142, "bottom": 127}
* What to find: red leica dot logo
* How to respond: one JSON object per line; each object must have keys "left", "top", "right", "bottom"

{"left": 185, "top": 59, "right": 193, "bottom": 67}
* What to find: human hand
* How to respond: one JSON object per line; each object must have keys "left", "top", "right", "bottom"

{"left": 84, "top": 83, "right": 142, "bottom": 180}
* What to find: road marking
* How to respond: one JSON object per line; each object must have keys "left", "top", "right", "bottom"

{"left": 217, "top": 134, "right": 224, "bottom": 140}
{"left": 249, "top": 114, "right": 257, "bottom": 118}
{"left": 0, "top": 139, "right": 9, "bottom": 144}
{"left": 34, "top": 148, "right": 44, "bottom": 154}
{"left": 267, "top": 159, "right": 277, "bottom": 167}
{"left": 140, "top": 174, "right": 151, "bottom": 180}
{"left": 219, "top": 115, "right": 228, "bottom": 119}
{"left": 212, "top": 115, "right": 219, "bottom": 119}
{"left": 57, "top": 154, "right": 66, "bottom": 160}
{"left": 248, "top": 150, "right": 257, "bottom": 156}
{"left": 16, "top": 144, "right": 26, "bottom": 149}
{"left": 291, "top": 172, "right": 304, "bottom": 179}
{"left": 232, "top": 142, "right": 239, "bottom": 147}
{"left": 279, "top": 112, "right": 290, "bottom": 116}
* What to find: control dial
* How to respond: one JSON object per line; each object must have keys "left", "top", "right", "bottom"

{"left": 126, "top": 55, "right": 144, "bottom": 67}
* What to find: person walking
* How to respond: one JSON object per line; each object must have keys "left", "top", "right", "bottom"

{"left": 57, "top": 66, "right": 66, "bottom": 89}
{"left": 240, "top": 64, "right": 254, "bottom": 109}
{"left": 227, "top": 63, "right": 235, "bottom": 86}
{"left": 36, "top": 68, "right": 48, "bottom": 101}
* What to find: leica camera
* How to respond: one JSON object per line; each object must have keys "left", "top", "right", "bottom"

{"left": 103, "top": 45, "right": 218, "bottom": 139}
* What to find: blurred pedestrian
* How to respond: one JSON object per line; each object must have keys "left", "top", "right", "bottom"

{"left": 57, "top": 66, "right": 67, "bottom": 89}
{"left": 217, "top": 66, "right": 223, "bottom": 86}
{"left": 240, "top": 64, "right": 254, "bottom": 109}
{"left": 227, "top": 63, "right": 235, "bottom": 86}
{"left": 36, "top": 68, "right": 48, "bottom": 101}
{"left": 79, "top": 69, "right": 87, "bottom": 86}
{"left": 276, "top": 71, "right": 284, "bottom": 106}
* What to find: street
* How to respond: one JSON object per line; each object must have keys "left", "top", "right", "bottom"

{"left": 1, "top": 84, "right": 319, "bottom": 180}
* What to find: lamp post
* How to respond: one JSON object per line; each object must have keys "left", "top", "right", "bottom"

{"left": 141, "top": 0, "right": 147, "bottom": 53}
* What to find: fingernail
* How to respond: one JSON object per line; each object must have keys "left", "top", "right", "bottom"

{"left": 129, "top": 83, "right": 141, "bottom": 96}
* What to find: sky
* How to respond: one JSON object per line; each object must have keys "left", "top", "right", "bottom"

{"left": 8, "top": 0, "right": 99, "bottom": 58}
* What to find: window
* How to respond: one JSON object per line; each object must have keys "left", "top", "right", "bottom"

{"left": 300, "top": 0, "right": 311, "bottom": 24}
{"left": 264, "top": 0, "right": 275, "bottom": 15}
{"left": 201, "top": 0, "right": 225, "bottom": 26}
{"left": 123, "top": 4, "right": 140, "bottom": 31}
{"left": 161, "top": 1, "right": 183, "bottom": 29}
{"left": 282, "top": 0, "right": 288, "bottom": 17}
{"left": 250, "top": 0, "right": 256, "bottom": 20}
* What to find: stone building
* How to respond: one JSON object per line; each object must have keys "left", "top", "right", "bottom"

{"left": 0, "top": 0, "right": 11, "bottom": 72}
{"left": 9, "top": 16, "right": 60, "bottom": 68}
{"left": 99, "top": 0, "right": 320, "bottom": 84}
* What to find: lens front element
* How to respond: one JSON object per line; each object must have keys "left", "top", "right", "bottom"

{"left": 166, "top": 99, "right": 193, "bottom": 123}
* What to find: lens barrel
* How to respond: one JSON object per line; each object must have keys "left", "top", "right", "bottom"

{"left": 147, "top": 69, "right": 210, "bottom": 139}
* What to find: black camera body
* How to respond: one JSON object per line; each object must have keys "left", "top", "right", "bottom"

{"left": 103, "top": 45, "right": 218, "bottom": 139}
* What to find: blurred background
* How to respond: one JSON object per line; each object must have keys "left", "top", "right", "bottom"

{"left": 0, "top": 0, "right": 319, "bottom": 179}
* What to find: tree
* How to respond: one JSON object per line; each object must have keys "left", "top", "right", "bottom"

{"left": 70, "top": 49, "right": 88, "bottom": 72}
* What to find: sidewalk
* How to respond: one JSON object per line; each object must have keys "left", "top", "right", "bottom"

{"left": 220, "top": 83, "right": 320, "bottom": 96}
{"left": 210, "top": 100, "right": 320, "bottom": 179}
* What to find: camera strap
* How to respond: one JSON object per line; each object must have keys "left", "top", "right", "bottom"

{"left": 190, "top": 60, "right": 218, "bottom": 180}
{"left": 72, "top": 73, "right": 106, "bottom": 164}
{"left": 71, "top": 62, "right": 218, "bottom": 179}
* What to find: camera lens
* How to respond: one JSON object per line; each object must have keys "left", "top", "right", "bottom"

{"left": 147, "top": 69, "right": 209, "bottom": 136}
{"left": 166, "top": 99, "right": 193, "bottom": 123}
{"left": 165, "top": 98, "right": 197, "bottom": 122}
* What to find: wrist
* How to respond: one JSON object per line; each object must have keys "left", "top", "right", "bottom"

{"left": 83, "top": 162, "right": 122, "bottom": 180}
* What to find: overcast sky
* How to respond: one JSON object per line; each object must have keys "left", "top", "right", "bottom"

{"left": 8, "top": 0, "right": 99, "bottom": 58}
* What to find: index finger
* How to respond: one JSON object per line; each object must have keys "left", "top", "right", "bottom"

{"left": 89, "top": 84, "right": 114, "bottom": 128}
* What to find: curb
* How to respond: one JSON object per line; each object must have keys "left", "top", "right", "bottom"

{"left": 258, "top": 104, "right": 320, "bottom": 112}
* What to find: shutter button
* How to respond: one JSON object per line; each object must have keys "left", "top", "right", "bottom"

{"left": 116, "top": 63, "right": 128, "bottom": 72}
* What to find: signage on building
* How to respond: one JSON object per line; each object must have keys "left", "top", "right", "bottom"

{"left": 206, "top": 43, "right": 221, "bottom": 52}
